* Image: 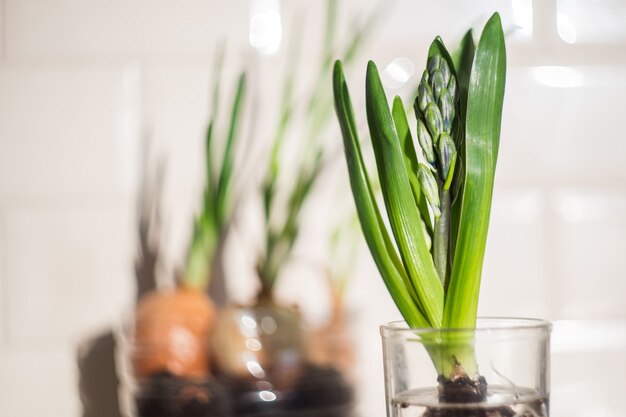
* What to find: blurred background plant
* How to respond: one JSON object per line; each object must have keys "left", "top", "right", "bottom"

{"left": 254, "top": 0, "right": 379, "bottom": 303}
{"left": 116, "top": 47, "right": 249, "bottom": 417}
{"left": 206, "top": 3, "right": 379, "bottom": 415}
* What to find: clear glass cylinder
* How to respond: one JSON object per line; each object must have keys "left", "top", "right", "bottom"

{"left": 381, "top": 317, "right": 551, "bottom": 417}
{"left": 211, "top": 305, "right": 355, "bottom": 417}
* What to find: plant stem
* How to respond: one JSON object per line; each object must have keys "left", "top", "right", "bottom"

{"left": 434, "top": 188, "right": 450, "bottom": 285}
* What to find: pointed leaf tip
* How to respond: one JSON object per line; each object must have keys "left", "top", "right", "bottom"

{"left": 488, "top": 12, "right": 502, "bottom": 25}
{"left": 366, "top": 60, "right": 379, "bottom": 79}
{"left": 333, "top": 59, "right": 343, "bottom": 76}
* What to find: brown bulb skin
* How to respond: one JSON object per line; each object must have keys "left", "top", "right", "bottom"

{"left": 132, "top": 287, "right": 216, "bottom": 380}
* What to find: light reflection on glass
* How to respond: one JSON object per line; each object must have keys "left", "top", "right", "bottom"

{"left": 256, "top": 380, "right": 273, "bottom": 391}
{"left": 557, "top": 11, "right": 577, "bottom": 44}
{"left": 246, "top": 360, "right": 266, "bottom": 378}
{"left": 249, "top": 0, "right": 283, "bottom": 55}
{"left": 261, "top": 316, "right": 277, "bottom": 334}
{"left": 259, "top": 390, "right": 277, "bottom": 402}
{"left": 241, "top": 314, "right": 258, "bottom": 329}
{"left": 531, "top": 66, "right": 584, "bottom": 88}
{"left": 245, "top": 338, "right": 263, "bottom": 352}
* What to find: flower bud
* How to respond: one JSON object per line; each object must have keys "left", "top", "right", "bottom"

{"left": 439, "top": 89, "right": 455, "bottom": 133}
{"left": 427, "top": 56, "right": 441, "bottom": 75}
{"left": 424, "top": 103, "right": 443, "bottom": 143}
{"left": 417, "top": 82, "right": 433, "bottom": 113}
{"left": 418, "top": 163, "right": 441, "bottom": 218}
{"left": 447, "top": 77, "right": 457, "bottom": 100}
{"left": 416, "top": 119, "right": 435, "bottom": 165}
{"left": 439, "top": 58, "right": 451, "bottom": 85}
{"left": 438, "top": 133, "right": 457, "bottom": 190}
{"left": 430, "top": 70, "right": 446, "bottom": 101}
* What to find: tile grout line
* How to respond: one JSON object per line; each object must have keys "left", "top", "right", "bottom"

{"left": 0, "top": 207, "right": 7, "bottom": 348}
{"left": 543, "top": 185, "right": 560, "bottom": 322}
{"left": 1, "top": 0, "right": 5, "bottom": 61}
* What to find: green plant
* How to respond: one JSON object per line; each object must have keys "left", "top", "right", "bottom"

{"left": 185, "top": 44, "right": 247, "bottom": 291}
{"left": 132, "top": 46, "right": 247, "bottom": 380}
{"left": 256, "top": 0, "right": 378, "bottom": 299}
{"left": 332, "top": 13, "right": 506, "bottom": 379}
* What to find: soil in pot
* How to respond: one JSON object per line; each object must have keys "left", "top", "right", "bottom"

{"left": 135, "top": 371, "right": 230, "bottom": 417}
{"left": 221, "top": 362, "right": 353, "bottom": 417}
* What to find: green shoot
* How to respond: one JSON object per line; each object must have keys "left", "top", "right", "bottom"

{"left": 184, "top": 47, "right": 247, "bottom": 290}
{"left": 257, "top": 0, "right": 376, "bottom": 297}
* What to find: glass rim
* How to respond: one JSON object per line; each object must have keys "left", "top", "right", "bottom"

{"left": 380, "top": 316, "right": 551, "bottom": 336}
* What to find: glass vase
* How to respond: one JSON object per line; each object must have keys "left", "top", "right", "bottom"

{"left": 381, "top": 317, "right": 551, "bottom": 417}
{"left": 210, "top": 304, "right": 355, "bottom": 417}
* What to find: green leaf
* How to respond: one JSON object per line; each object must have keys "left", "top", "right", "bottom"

{"left": 185, "top": 215, "right": 218, "bottom": 289}
{"left": 216, "top": 72, "right": 246, "bottom": 227}
{"left": 451, "top": 29, "right": 475, "bottom": 118}
{"left": 391, "top": 96, "right": 433, "bottom": 234}
{"left": 333, "top": 61, "right": 428, "bottom": 328}
{"left": 449, "top": 30, "right": 475, "bottom": 277}
{"left": 205, "top": 121, "right": 217, "bottom": 202}
{"left": 366, "top": 61, "right": 444, "bottom": 328}
{"left": 444, "top": 13, "right": 506, "bottom": 329}
{"left": 206, "top": 41, "right": 226, "bottom": 204}
{"left": 184, "top": 42, "right": 227, "bottom": 290}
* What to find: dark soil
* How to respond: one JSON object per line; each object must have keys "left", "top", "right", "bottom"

{"left": 220, "top": 363, "right": 354, "bottom": 417}
{"left": 419, "top": 375, "right": 543, "bottom": 417}
{"left": 437, "top": 374, "right": 488, "bottom": 404}
{"left": 135, "top": 364, "right": 353, "bottom": 417}
{"left": 135, "top": 371, "right": 230, "bottom": 417}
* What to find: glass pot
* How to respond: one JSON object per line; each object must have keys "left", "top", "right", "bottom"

{"left": 381, "top": 317, "right": 551, "bottom": 417}
{"left": 211, "top": 304, "right": 355, "bottom": 417}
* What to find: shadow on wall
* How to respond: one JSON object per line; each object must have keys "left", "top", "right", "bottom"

{"left": 76, "top": 231, "right": 158, "bottom": 417}
{"left": 77, "top": 138, "right": 163, "bottom": 417}
{"left": 77, "top": 330, "right": 123, "bottom": 417}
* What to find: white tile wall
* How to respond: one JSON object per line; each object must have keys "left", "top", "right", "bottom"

{"left": 480, "top": 187, "right": 550, "bottom": 318}
{"left": 0, "top": 347, "right": 79, "bottom": 417}
{"left": 552, "top": 188, "right": 626, "bottom": 319}
{"left": 498, "top": 68, "right": 564, "bottom": 184}
{"left": 556, "top": 0, "right": 626, "bottom": 44}
{"left": 0, "top": 0, "right": 5, "bottom": 60}
{"left": 0, "top": 0, "right": 625, "bottom": 416}
{"left": 499, "top": 66, "right": 626, "bottom": 185}
{"left": 551, "top": 68, "right": 626, "bottom": 183}
{"left": 5, "top": 0, "right": 248, "bottom": 58}
{"left": 4, "top": 203, "right": 134, "bottom": 347}
{"left": 373, "top": 0, "right": 524, "bottom": 46}
{"left": 0, "top": 210, "right": 4, "bottom": 347}
{"left": 143, "top": 64, "right": 214, "bottom": 267}
{"left": 552, "top": 323, "right": 626, "bottom": 416}
{"left": 0, "top": 66, "right": 131, "bottom": 199}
